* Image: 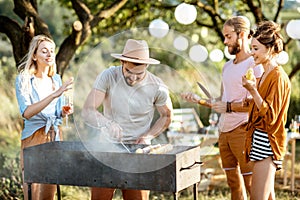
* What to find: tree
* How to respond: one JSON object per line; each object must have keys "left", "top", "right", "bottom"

{"left": 0, "top": 0, "right": 128, "bottom": 76}
{"left": 0, "top": 0, "right": 299, "bottom": 79}
{"left": 190, "top": 0, "right": 300, "bottom": 79}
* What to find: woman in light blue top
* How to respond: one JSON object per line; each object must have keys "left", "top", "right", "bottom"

{"left": 15, "top": 35, "right": 73, "bottom": 200}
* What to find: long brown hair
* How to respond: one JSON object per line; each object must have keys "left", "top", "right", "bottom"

{"left": 253, "top": 21, "right": 283, "bottom": 55}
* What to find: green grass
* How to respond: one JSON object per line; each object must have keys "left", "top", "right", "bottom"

{"left": 1, "top": 128, "right": 300, "bottom": 199}
{"left": 56, "top": 150, "right": 300, "bottom": 200}
{"left": 55, "top": 182, "right": 299, "bottom": 200}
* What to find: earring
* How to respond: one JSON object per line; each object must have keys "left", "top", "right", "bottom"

{"left": 33, "top": 58, "right": 36, "bottom": 61}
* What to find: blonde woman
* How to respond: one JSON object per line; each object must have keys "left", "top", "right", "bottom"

{"left": 15, "top": 35, "right": 73, "bottom": 200}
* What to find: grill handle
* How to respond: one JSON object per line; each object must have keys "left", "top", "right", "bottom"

{"left": 180, "top": 161, "right": 203, "bottom": 171}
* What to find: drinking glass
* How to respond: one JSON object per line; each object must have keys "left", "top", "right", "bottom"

{"left": 63, "top": 92, "right": 73, "bottom": 128}
{"left": 208, "top": 113, "right": 218, "bottom": 127}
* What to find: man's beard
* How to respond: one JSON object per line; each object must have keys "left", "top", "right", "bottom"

{"left": 125, "top": 76, "right": 139, "bottom": 87}
{"left": 228, "top": 40, "right": 241, "bottom": 55}
{"left": 228, "top": 44, "right": 241, "bottom": 55}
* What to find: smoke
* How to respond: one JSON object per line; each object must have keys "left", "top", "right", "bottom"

{"left": 71, "top": 28, "right": 221, "bottom": 173}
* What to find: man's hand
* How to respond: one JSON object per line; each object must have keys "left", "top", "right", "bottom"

{"left": 135, "top": 137, "right": 148, "bottom": 144}
{"left": 181, "top": 92, "right": 201, "bottom": 103}
{"left": 181, "top": 92, "right": 212, "bottom": 107}
{"left": 212, "top": 101, "right": 227, "bottom": 113}
{"left": 101, "top": 121, "right": 123, "bottom": 142}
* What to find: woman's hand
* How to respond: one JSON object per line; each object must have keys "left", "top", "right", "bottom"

{"left": 62, "top": 102, "right": 74, "bottom": 117}
{"left": 242, "top": 76, "right": 256, "bottom": 92}
{"left": 53, "top": 77, "right": 74, "bottom": 98}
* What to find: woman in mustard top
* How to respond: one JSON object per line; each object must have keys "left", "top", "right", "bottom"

{"left": 242, "top": 21, "right": 291, "bottom": 200}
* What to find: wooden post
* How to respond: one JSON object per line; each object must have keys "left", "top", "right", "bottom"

{"left": 291, "top": 138, "right": 295, "bottom": 192}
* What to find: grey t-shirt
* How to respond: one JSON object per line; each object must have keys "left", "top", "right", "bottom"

{"left": 93, "top": 66, "right": 171, "bottom": 141}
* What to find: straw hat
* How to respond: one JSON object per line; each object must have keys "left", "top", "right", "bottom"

{"left": 111, "top": 39, "right": 160, "bottom": 65}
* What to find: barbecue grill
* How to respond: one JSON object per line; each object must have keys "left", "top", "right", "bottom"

{"left": 23, "top": 141, "right": 201, "bottom": 200}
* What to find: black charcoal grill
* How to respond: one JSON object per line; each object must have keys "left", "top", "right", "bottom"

{"left": 23, "top": 141, "right": 201, "bottom": 200}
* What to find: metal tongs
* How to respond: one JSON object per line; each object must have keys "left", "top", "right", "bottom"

{"left": 100, "top": 127, "right": 131, "bottom": 153}
{"left": 120, "top": 141, "right": 131, "bottom": 153}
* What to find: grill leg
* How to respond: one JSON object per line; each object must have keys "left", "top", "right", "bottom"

{"left": 173, "top": 192, "right": 179, "bottom": 200}
{"left": 28, "top": 183, "right": 32, "bottom": 200}
{"left": 57, "top": 185, "right": 61, "bottom": 200}
{"left": 193, "top": 183, "right": 198, "bottom": 200}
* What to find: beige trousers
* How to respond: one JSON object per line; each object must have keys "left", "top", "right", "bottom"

{"left": 20, "top": 126, "right": 62, "bottom": 200}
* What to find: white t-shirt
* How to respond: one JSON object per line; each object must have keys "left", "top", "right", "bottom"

{"left": 218, "top": 57, "right": 264, "bottom": 132}
{"left": 93, "top": 66, "right": 171, "bottom": 141}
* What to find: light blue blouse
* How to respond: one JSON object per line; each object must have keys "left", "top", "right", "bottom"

{"left": 15, "top": 74, "right": 64, "bottom": 140}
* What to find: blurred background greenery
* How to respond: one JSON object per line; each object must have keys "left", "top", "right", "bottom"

{"left": 0, "top": 0, "right": 300, "bottom": 199}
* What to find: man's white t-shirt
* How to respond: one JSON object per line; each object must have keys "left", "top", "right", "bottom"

{"left": 218, "top": 57, "right": 264, "bottom": 132}
{"left": 93, "top": 66, "right": 171, "bottom": 142}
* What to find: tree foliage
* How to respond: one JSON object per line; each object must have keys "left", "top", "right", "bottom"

{"left": 0, "top": 0, "right": 300, "bottom": 79}
{"left": 0, "top": 2, "right": 300, "bottom": 198}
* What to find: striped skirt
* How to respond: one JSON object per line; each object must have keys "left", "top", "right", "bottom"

{"left": 249, "top": 129, "right": 282, "bottom": 170}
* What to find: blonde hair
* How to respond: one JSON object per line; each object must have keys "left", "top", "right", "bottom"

{"left": 18, "top": 35, "right": 56, "bottom": 94}
{"left": 224, "top": 16, "right": 253, "bottom": 39}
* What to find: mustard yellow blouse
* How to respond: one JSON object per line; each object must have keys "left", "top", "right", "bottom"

{"left": 245, "top": 66, "right": 291, "bottom": 161}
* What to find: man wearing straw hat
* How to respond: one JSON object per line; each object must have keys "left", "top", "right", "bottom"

{"left": 82, "top": 39, "right": 173, "bottom": 200}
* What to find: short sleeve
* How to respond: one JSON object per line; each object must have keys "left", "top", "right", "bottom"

{"left": 253, "top": 64, "right": 264, "bottom": 78}
{"left": 93, "top": 68, "right": 113, "bottom": 93}
{"left": 154, "top": 83, "right": 171, "bottom": 107}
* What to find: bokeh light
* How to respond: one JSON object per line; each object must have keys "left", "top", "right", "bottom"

{"left": 173, "top": 35, "right": 189, "bottom": 51}
{"left": 149, "top": 19, "right": 169, "bottom": 38}
{"left": 276, "top": 51, "right": 289, "bottom": 65}
{"left": 286, "top": 20, "right": 300, "bottom": 39}
{"left": 209, "top": 49, "right": 224, "bottom": 62}
{"left": 174, "top": 3, "right": 197, "bottom": 25}
{"left": 189, "top": 44, "right": 208, "bottom": 62}
{"left": 224, "top": 46, "right": 236, "bottom": 60}
{"left": 201, "top": 27, "right": 208, "bottom": 38}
